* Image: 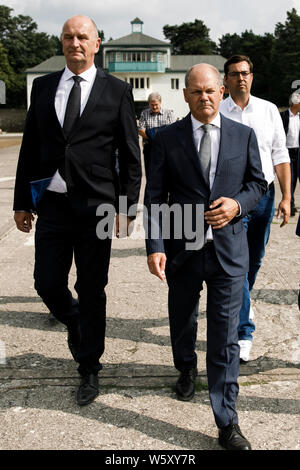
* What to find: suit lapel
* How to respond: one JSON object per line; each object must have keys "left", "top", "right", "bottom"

{"left": 46, "top": 70, "right": 65, "bottom": 138}
{"left": 210, "top": 114, "right": 234, "bottom": 196}
{"left": 177, "top": 114, "right": 209, "bottom": 187}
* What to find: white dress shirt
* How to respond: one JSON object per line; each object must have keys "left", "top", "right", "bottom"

{"left": 47, "top": 64, "right": 97, "bottom": 193}
{"left": 220, "top": 95, "right": 290, "bottom": 185}
{"left": 286, "top": 110, "right": 300, "bottom": 148}
{"left": 191, "top": 113, "right": 221, "bottom": 241}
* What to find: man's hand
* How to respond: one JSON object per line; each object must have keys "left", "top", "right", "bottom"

{"left": 147, "top": 253, "right": 166, "bottom": 281}
{"left": 276, "top": 199, "right": 290, "bottom": 227}
{"left": 14, "top": 211, "right": 35, "bottom": 233}
{"left": 274, "top": 162, "right": 291, "bottom": 228}
{"left": 138, "top": 129, "right": 148, "bottom": 140}
{"left": 115, "top": 213, "right": 134, "bottom": 238}
{"left": 205, "top": 197, "right": 239, "bottom": 230}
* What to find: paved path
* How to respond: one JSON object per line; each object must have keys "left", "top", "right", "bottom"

{"left": 0, "top": 141, "right": 299, "bottom": 451}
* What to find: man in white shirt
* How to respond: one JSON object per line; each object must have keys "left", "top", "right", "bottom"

{"left": 220, "top": 55, "right": 291, "bottom": 362}
{"left": 280, "top": 92, "right": 300, "bottom": 216}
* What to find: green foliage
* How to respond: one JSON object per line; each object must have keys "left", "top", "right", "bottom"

{"left": 164, "top": 9, "right": 300, "bottom": 106}
{"left": 218, "top": 30, "right": 275, "bottom": 100}
{"left": 0, "top": 5, "right": 61, "bottom": 107}
{"left": 270, "top": 8, "right": 300, "bottom": 105}
{"left": 163, "top": 19, "right": 217, "bottom": 55}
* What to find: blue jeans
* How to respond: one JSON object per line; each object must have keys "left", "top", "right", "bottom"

{"left": 238, "top": 185, "right": 275, "bottom": 341}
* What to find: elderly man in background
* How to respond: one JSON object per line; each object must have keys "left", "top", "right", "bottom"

{"left": 138, "top": 92, "right": 175, "bottom": 177}
{"left": 280, "top": 92, "right": 300, "bottom": 216}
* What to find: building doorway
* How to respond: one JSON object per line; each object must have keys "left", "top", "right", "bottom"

{"left": 134, "top": 101, "right": 148, "bottom": 119}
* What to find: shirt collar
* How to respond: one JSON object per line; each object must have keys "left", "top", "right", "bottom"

{"left": 150, "top": 108, "right": 163, "bottom": 116}
{"left": 289, "top": 108, "right": 300, "bottom": 118}
{"left": 191, "top": 112, "right": 221, "bottom": 131}
{"left": 63, "top": 64, "right": 97, "bottom": 83}
{"left": 228, "top": 94, "right": 253, "bottom": 111}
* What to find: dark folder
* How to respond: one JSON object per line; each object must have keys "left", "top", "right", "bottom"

{"left": 30, "top": 177, "right": 52, "bottom": 209}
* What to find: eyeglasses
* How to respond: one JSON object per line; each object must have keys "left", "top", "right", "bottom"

{"left": 227, "top": 71, "right": 252, "bottom": 78}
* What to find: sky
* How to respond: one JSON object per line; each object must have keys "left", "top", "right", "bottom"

{"left": 2, "top": 0, "right": 300, "bottom": 43}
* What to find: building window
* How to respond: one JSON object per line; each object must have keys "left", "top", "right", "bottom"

{"left": 110, "top": 51, "right": 156, "bottom": 63}
{"left": 128, "top": 77, "right": 150, "bottom": 89}
{"left": 171, "top": 78, "right": 179, "bottom": 90}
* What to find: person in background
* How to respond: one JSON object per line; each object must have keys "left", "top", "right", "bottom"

{"left": 220, "top": 55, "right": 291, "bottom": 363}
{"left": 280, "top": 92, "right": 300, "bottom": 216}
{"left": 138, "top": 92, "right": 175, "bottom": 177}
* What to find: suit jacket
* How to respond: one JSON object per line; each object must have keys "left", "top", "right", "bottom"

{"left": 14, "top": 67, "right": 141, "bottom": 215}
{"left": 144, "top": 113, "right": 267, "bottom": 277}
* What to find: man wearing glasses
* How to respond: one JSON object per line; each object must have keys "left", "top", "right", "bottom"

{"left": 220, "top": 55, "right": 291, "bottom": 363}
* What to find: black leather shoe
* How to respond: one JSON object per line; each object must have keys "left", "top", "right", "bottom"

{"left": 67, "top": 321, "right": 81, "bottom": 361}
{"left": 175, "top": 368, "right": 198, "bottom": 401}
{"left": 77, "top": 373, "right": 99, "bottom": 406}
{"left": 219, "top": 424, "right": 252, "bottom": 450}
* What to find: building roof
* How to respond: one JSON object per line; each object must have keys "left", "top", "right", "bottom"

{"left": 131, "top": 17, "right": 143, "bottom": 24}
{"left": 25, "top": 55, "right": 102, "bottom": 73}
{"left": 170, "top": 55, "right": 226, "bottom": 72}
{"left": 26, "top": 54, "right": 226, "bottom": 74}
{"left": 26, "top": 56, "right": 66, "bottom": 73}
{"left": 103, "top": 32, "right": 170, "bottom": 48}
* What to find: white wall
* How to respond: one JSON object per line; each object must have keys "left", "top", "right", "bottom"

{"left": 26, "top": 71, "right": 190, "bottom": 119}
{"left": 111, "top": 72, "right": 189, "bottom": 120}
{"left": 26, "top": 74, "right": 41, "bottom": 108}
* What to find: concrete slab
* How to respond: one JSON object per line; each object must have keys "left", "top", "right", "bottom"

{"left": 0, "top": 143, "right": 299, "bottom": 451}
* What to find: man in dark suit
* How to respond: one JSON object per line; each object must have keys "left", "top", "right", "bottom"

{"left": 280, "top": 92, "right": 300, "bottom": 216}
{"left": 144, "top": 64, "right": 267, "bottom": 450}
{"left": 13, "top": 15, "right": 141, "bottom": 406}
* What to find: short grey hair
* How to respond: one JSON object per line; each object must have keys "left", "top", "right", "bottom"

{"left": 61, "top": 15, "right": 99, "bottom": 40}
{"left": 148, "top": 92, "right": 162, "bottom": 102}
{"left": 185, "top": 64, "right": 223, "bottom": 88}
{"left": 289, "top": 92, "right": 300, "bottom": 106}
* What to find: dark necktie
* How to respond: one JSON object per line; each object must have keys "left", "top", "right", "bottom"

{"left": 59, "top": 76, "right": 82, "bottom": 180}
{"left": 63, "top": 75, "right": 83, "bottom": 137}
{"left": 199, "top": 124, "right": 213, "bottom": 186}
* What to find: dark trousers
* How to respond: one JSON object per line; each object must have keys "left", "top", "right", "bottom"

{"left": 166, "top": 243, "right": 244, "bottom": 428}
{"left": 34, "top": 191, "right": 112, "bottom": 376}
{"left": 288, "top": 148, "right": 299, "bottom": 208}
{"left": 143, "top": 143, "right": 152, "bottom": 179}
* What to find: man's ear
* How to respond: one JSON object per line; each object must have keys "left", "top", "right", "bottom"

{"left": 95, "top": 38, "right": 101, "bottom": 53}
{"left": 183, "top": 88, "right": 188, "bottom": 103}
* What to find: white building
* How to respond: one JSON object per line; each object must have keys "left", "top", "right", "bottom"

{"left": 26, "top": 18, "right": 226, "bottom": 119}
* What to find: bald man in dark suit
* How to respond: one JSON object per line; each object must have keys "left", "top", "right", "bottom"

{"left": 14, "top": 15, "right": 141, "bottom": 406}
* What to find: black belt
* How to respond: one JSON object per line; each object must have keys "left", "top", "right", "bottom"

{"left": 268, "top": 182, "right": 274, "bottom": 190}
